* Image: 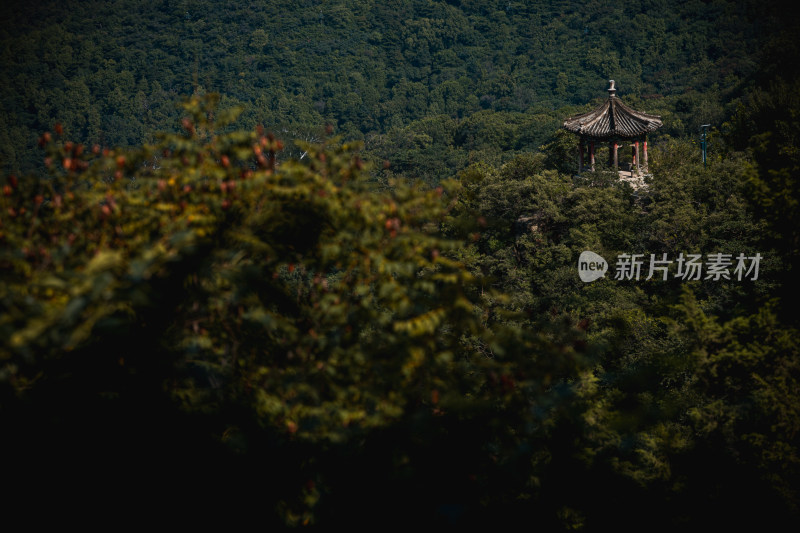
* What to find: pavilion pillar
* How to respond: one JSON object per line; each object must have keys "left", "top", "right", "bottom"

{"left": 610, "top": 141, "right": 618, "bottom": 169}
{"left": 579, "top": 138, "right": 585, "bottom": 172}
{"left": 633, "top": 140, "right": 639, "bottom": 172}
{"left": 589, "top": 141, "right": 595, "bottom": 171}
{"left": 643, "top": 135, "right": 648, "bottom": 170}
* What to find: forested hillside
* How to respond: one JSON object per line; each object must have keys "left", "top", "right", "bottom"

{"left": 1, "top": 0, "right": 799, "bottom": 529}
{"left": 0, "top": 0, "right": 787, "bottom": 178}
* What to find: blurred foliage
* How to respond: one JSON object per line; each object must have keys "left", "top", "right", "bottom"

{"left": 1, "top": 94, "right": 591, "bottom": 525}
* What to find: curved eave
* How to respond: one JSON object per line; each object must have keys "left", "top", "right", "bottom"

{"left": 563, "top": 97, "right": 663, "bottom": 139}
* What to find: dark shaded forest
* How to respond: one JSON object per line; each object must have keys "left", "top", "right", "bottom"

{"left": 1, "top": 0, "right": 799, "bottom": 528}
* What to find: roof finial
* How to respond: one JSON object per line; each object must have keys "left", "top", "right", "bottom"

{"left": 608, "top": 79, "right": 616, "bottom": 97}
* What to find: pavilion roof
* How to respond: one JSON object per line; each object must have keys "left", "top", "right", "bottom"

{"left": 563, "top": 80, "right": 663, "bottom": 139}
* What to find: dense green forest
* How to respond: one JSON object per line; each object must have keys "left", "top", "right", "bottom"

{"left": 1, "top": 0, "right": 799, "bottom": 528}
{"left": 0, "top": 0, "right": 787, "bottom": 178}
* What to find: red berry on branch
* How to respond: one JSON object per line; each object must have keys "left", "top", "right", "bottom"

{"left": 54, "top": 123, "right": 63, "bottom": 135}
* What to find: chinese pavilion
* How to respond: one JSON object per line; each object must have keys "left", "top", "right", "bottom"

{"left": 563, "top": 80, "right": 662, "bottom": 174}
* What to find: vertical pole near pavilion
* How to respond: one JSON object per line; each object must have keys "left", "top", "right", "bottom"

{"left": 700, "top": 124, "right": 710, "bottom": 167}
{"left": 589, "top": 141, "right": 595, "bottom": 171}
